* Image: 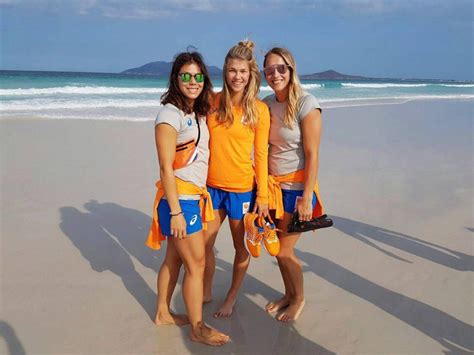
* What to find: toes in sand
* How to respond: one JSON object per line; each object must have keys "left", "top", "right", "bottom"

{"left": 276, "top": 300, "right": 305, "bottom": 322}
{"left": 213, "top": 300, "right": 235, "bottom": 319}
{"left": 265, "top": 296, "right": 290, "bottom": 313}
{"left": 190, "top": 322, "right": 230, "bottom": 346}
{"left": 154, "top": 312, "right": 189, "bottom": 326}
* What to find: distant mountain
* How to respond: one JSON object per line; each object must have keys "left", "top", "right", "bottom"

{"left": 300, "top": 70, "right": 367, "bottom": 80}
{"left": 121, "top": 61, "right": 223, "bottom": 77}
{"left": 121, "top": 63, "right": 389, "bottom": 81}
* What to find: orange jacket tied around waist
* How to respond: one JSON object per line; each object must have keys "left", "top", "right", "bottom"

{"left": 268, "top": 170, "right": 324, "bottom": 220}
{"left": 146, "top": 178, "right": 215, "bottom": 250}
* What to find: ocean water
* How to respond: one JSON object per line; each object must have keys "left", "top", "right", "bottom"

{"left": 1, "top": 70, "right": 473, "bottom": 121}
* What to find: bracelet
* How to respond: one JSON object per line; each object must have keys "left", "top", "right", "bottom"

{"left": 170, "top": 211, "right": 183, "bottom": 217}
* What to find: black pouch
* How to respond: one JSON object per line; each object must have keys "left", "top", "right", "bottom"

{"left": 287, "top": 213, "right": 333, "bottom": 233}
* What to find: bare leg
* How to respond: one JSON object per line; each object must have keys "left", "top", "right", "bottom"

{"left": 171, "top": 231, "right": 229, "bottom": 345}
{"left": 266, "top": 215, "right": 296, "bottom": 313}
{"left": 266, "top": 260, "right": 292, "bottom": 313}
{"left": 275, "top": 212, "right": 305, "bottom": 322}
{"left": 203, "top": 209, "right": 227, "bottom": 303}
{"left": 155, "top": 240, "right": 188, "bottom": 326}
{"left": 214, "top": 218, "right": 249, "bottom": 318}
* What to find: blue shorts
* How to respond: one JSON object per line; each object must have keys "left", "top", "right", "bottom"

{"left": 282, "top": 189, "right": 317, "bottom": 214}
{"left": 207, "top": 186, "right": 256, "bottom": 220}
{"left": 157, "top": 199, "right": 202, "bottom": 237}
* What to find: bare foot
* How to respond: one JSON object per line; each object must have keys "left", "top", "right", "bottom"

{"left": 203, "top": 292, "right": 212, "bottom": 304}
{"left": 190, "top": 322, "right": 230, "bottom": 346}
{"left": 265, "top": 296, "right": 290, "bottom": 313}
{"left": 276, "top": 299, "right": 305, "bottom": 322}
{"left": 213, "top": 299, "right": 235, "bottom": 319}
{"left": 154, "top": 311, "right": 189, "bottom": 326}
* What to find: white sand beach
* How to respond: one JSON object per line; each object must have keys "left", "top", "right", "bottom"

{"left": 1, "top": 99, "right": 473, "bottom": 354}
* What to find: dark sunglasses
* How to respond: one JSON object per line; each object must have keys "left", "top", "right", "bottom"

{"left": 179, "top": 72, "right": 204, "bottom": 83}
{"left": 263, "top": 64, "right": 291, "bottom": 76}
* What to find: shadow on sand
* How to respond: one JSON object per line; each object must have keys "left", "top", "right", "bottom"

{"left": 297, "top": 249, "right": 473, "bottom": 354}
{"left": 59, "top": 200, "right": 332, "bottom": 354}
{"left": 59, "top": 204, "right": 158, "bottom": 320}
{"left": 194, "top": 255, "right": 334, "bottom": 355}
{"left": 0, "top": 321, "right": 26, "bottom": 355}
{"left": 59, "top": 203, "right": 473, "bottom": 353}
{"left": 332, "top": 216, "right": 474, "bottom": 271}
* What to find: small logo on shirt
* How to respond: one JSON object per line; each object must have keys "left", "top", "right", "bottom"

{"left": 187, "top": 118, "right": 193, "bottom": 126}
{"left": 242, "top": 202, "right": 250, "bottom": 214}
{"left": 189, "top": 214, "right": 198, "bottom": 226}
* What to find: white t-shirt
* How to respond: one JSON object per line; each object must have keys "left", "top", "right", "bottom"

{"left": 155, "top": 103, "right": 209, "bottom": 198}
{"left": 263, "top": 92, "right": 321, "bottom": 190}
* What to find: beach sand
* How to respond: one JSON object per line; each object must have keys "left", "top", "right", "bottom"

{"left": 1, "top": 99, "right": 473, "bottom": 354}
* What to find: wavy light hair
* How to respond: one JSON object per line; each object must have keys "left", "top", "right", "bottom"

{"left": 218, "top": 40, "right": 261, "bottom": 128}
{"left": 264, "top": 47, "right": 303, "bottom": 128}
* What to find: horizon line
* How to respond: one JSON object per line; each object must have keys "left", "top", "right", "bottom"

{"left": 0, "top": 68, "right": 472, "bottom": 83}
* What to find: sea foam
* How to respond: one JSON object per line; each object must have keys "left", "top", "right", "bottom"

{"left": 342, "top": 83, "right": 428, "bottom": 88}
{"left": 0, "top": 86, "right": 167, "bottom": 96}
{"left": 0, "top": 99, "right": 161, "bottom": 111}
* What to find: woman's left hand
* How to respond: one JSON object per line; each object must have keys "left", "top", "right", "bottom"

{"left": 253, "top": 202, "right": 269, "bottom": 218}
{"left": 296, "top": 196, "right": 313, "bottom": 221}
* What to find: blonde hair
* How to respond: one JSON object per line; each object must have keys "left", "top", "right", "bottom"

{"left": 264, "top": 47, "right": 303, "bottom": 128}
{"left": 218, "top": 40, "right": 261, "bottom": 128}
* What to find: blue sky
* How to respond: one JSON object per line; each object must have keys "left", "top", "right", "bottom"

{"left": 1, "top": 0, "right": 472, "bottom": 80}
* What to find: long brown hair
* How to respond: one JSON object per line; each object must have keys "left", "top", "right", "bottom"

{"left": 264, "top": 47, "right": 303, "bottom": 128}
{"left": 218, "top": 40, "right": 261, "bottom": 128}
{"left": 161, "top": 51, "right": 213, "bottom": 117}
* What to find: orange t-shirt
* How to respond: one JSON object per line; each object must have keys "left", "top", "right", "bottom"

{"left": 207, "top": 93, "right": 270, "bottom": 204}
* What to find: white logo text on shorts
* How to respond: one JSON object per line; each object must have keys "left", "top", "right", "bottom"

{"left": 242, "top": 201, "right": 250, "bottom": 214}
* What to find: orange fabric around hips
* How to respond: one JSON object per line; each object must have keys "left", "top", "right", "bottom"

{"left": 146, "top": 178, "right": 215, "bottom": 250}
{"left": 268, "top": 170, "right": 324, "bottom": 220}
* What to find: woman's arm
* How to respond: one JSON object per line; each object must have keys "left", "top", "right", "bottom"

{"left": 253, "top": 104, "right": 271, "bottom": 217}
{"left": 297, "top": 109, "right": 322, "bottom": 221}
{"left": 156, "top": 124, "right": 187, "bottom": 239}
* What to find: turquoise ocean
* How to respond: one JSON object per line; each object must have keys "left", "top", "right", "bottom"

{"left": 1, "top": 70, "right": 473, "bottom": 121}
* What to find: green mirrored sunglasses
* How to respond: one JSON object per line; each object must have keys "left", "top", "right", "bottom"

{"left": 179, "top": 72, "right": 204, "bottom": 83}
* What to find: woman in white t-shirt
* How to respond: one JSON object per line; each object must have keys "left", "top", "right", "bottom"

{"left": 146, "top": 51, "right": 229, "bottom": 345}
{"left": 263, "top": 47, "right": 324, "bottom": 322}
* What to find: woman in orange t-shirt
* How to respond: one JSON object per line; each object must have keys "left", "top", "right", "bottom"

{"left": 204, "top": 40, "right": 270, "bottom": 318}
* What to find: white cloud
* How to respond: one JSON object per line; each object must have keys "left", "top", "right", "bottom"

{"left": 1, "top": 0, "right": 471, "bottom": 19}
